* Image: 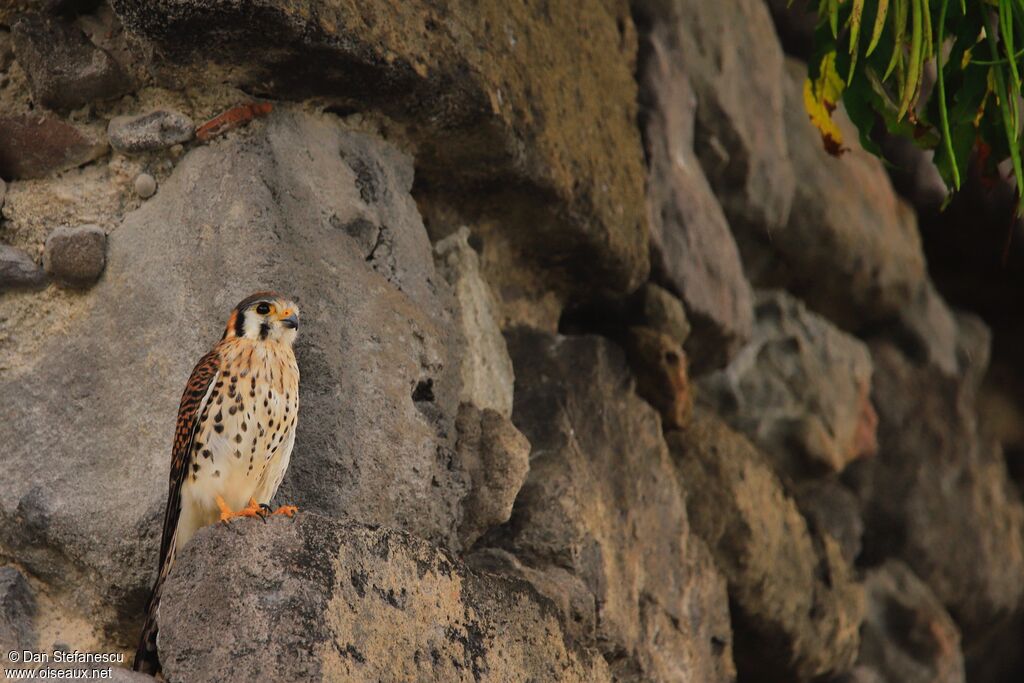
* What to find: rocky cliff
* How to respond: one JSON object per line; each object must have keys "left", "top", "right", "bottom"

{"left": 2, "top": 1, "right": 1023, "bottom": 682}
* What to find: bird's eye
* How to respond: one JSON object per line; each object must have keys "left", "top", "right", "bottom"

{"left": 256, "top": 303, "right": 271, "bottom": 315}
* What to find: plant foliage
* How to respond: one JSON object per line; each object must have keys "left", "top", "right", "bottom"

{"left": 804, "top": 0, "right": 1024, "bottom": 211}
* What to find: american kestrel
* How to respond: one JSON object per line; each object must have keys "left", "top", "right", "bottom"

{"left": 133, "top": 292, "right": 301, "bottom": 674}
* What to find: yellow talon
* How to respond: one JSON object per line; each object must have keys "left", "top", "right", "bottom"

{"left": 217, "top": 496, "right": 264, "bottom": 523}
{"left": 273, "top": 504, "right": 298, "bottom": 518}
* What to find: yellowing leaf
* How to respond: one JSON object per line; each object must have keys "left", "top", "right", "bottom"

{"left": 804, "top": 51, "right": 848, "bottom": 156}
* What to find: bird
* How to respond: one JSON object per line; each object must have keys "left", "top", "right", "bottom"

{"left": 133, "top": 291, "right": 301, "bottom": 675}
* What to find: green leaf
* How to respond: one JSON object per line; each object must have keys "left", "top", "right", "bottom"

{"left": 867, "top": 0, "right": 890, "bottom": 56}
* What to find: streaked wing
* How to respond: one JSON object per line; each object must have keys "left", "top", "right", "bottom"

{"left": 157, "top": 348, "right": 221, "bottom": 572}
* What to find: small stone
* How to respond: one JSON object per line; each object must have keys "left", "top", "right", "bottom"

{"left": 0, "top": 114, "right": 108, "bottom": 180}
{"left": 0, "top": 567, "right": 37, "bottom": 653}
{"left": 0, "top": 245, "right": 47, "bottom": 289}
{"left": 11, "top": 14, "right": 132, "bottom": 111}
{"left": 636, "top": 283, "right": 691, "bottom": 346}
{"left": 169, "top": 143, "right": 184, "bottom": 158}
{"left": 108, "top": 110, "right": 195, "bottom": 154}
{"left": 43, "top": 224, "right": 106, "bottom": 286}
{"left": 134, "top": 173, "right": 156, "bottom": 198}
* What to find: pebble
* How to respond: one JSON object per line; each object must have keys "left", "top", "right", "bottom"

{"left": 0, "top": 245, "right": 47, "bottom": 289}
{"left": 638, "top": 283, "right": 691, "bottom": 346}
{"left": 108, "top": 110, "right": 195, "bottom": 154}
{"left": 134, "top": 173, "right": 156, "bottom": 199}
{"left": 43, "top": 225, "right": 106, "bottom": 287}
{"left": 0, "top": 114, "right": 107, "bottom": 180}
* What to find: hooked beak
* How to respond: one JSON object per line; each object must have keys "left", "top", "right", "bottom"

{"left": 281, "top": 313, "right": 299, "bottom": 330}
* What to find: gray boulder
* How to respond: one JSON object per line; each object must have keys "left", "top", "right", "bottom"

{"left": 159, "top": 514, "right": 611, "bottom": 682}
{"left": 700, "top": 290, "right": 877, "bottom": 478}
{"left": 857, "top": 561, "right": 965, "bottom": 683}
{"left": 11, "top": 14, "right": 131, "bottom": 111}
{"left": 491, "top": 329, "right": 736, "bottom": 682}
{"left": 668, "top": 410, "right": 864, "bottom": 683}
{"left": 0, "top": 107, "right": 477, "bottom": 641}
{"left": 638, "top": 21, "right": 753, "bottom": 370}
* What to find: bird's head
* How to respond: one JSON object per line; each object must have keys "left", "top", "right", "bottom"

{"left": 222, "top": 291, "right": 300, "bottom": 346}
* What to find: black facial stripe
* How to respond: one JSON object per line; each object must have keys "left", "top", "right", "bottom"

{"left": 259, "top": 322, "right": 270, "bottom": 340}
{"left": 234, "top": 309, "right": 246, "bottom": 338}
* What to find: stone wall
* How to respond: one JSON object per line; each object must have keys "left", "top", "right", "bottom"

{"left": 2, "top": 1, "right": 1022, "bottom": 682}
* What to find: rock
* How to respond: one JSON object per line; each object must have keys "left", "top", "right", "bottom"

{"left": 638, "top": 22, "right": 754, "bottom": 369}
{"left": 888, "top": 279, "right": 961, "bottom": 377}
{"left": 112, "top": 0, "right": 649, "bottom": 298}
{"left": 624, "top": 326, "right": 692, "bottom": 430}
{"left": 0, "top": 567, "right": 36, "bottom": 653}
{"left": 700, "top": 290, "right": 877, "bottom": 478}
{"left": 635, "top": 282, "right": 691, "bottom": 346}
{"left": 43, "top": 224, "right": 107, "bottom": 286}
{"left": 0, "top": 178, "right": 6, "bottom": 209}
{"left": 133, "top": 172, "right": 156, "bottom": 198}
{"left": 668, "top": 410, "right": 864, "bottom": 683}
{"left": 846, "top": 338, "right": 1024, "bottom": 640}
{"left": 493, "top": 329, "right": 736, "bottom": 682}
{"left": 858, "top": 561, "right": 965, "bottom": 683}
{"left": 882, "top": 135, "right": 948, "bottom": 214}
{"left": 11, "top": 14, "right": 132, "bottom": 111}
{"left": 108, "top": 110, "right": 195, "bottom": 154}
{"left": 159, "top": 514, "right": 611, "bottom": 682}
{"left": 434, "top": 227, "right": 514, "bottom": 418}
{"left": 740, "top": 59, "right": 926, "bottom": 330}
{"left": 0, "top": 108, "right": 471, "bottom": 640}
{"left": 637, "top": 0, "right": 795, "bottom": 235}
{"left": 455, "top": 404, "right": 530, "bottom": 549}
{"left": 0, "top": 28, "right": 13, "bottom": 71}
{"left": 794, "top": 478, "right": 864, "bottom": 565}
{"left": 830, "top": 666, "right": 885, "bottom": 683}
{"left": 0, "top": 114, "right": 107, "bottom": 179}
{"left": 0, "top": 245, "right": 47, "bottom": 289}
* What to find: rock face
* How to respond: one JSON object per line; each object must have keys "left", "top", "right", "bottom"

{"left": 700, "top": 290, "right": 877, "bottom": 478}
{"left": 740, "top": 59, "right": 926, "bottom": 330}
{"left": 159, "top": 514, "right": 611, "bottom": 682}
{"left": 111, "top": 0, "right": 649, "bottom": 297}
{"left": 491, "top": 330, "right": 735, "bottom": 682}
{"left": 637, "top": 18, "right": 753, "bottom": 369}
{"left": 639, "top": 0, "right": 795, "bottom": 235}
{"left": 857, "top": 561, "right": 965, "bottom": 683}
{"left": 11, "top": 13, "right": 131, "bottom": 110}
{"left": 43, "top": 224, "right": 107, "bottom": 286}
{"left": 434, "top": 227, "right": 514, "bottom": 418}
{"left": 669, "top": 411, "right": 864, "bottom": 683}
{"left": 0, "top": 108, "right": 478, "bottom": 638}
{"left": 0, "top": 567, "right": 36, "bottom": 653}
{"left": 0, "top": 114, "right": 107, "bottom": 179}
{"left": 848, "top": 334, "right": 1024, "bottom": 639}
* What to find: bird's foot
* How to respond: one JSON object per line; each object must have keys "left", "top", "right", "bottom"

{"left": 272, "top": 504, "right": 298, "bottom": 518}
{"left": 217, "top": 496, "right": 266, "bottom": 524}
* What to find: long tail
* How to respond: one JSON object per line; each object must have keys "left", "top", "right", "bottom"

{"left": 133, "top": 542, "right": 176, "bottom": 674}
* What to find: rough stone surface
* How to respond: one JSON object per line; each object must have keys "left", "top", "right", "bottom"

{"left": 741, "top": 59, "right": 927, "bottom": 330}
{"left": 0, "top": 114, "right": 107, "bottom": 179}
{"left": 858, "top": 561, "right": 965, "bottom": 683}
{"left": 107, "top": 110, "right": 195, "bottom": 154}
{"left": 0, "top": 245, "right": 47, "bottom": 289}
{"left": 159, "top": 514, "right": 611, "bottom": 682}
{"left": 624, "top": 326, "right": 692, "bottom": 430}
{"left": 455, "top": 404, "right": 530, "bottom": 549}
{"left": 11, "top": 14, "right": 132, "bottom": 111}
{"left": 0, "top": 567, "right": 36, "bottom": 653}
{"left": 43, "top": 224, "right": 107, "bottom": 286}
{"left": 846, "top": 334, "right": 1024, "bottom": 639}
{"left": 0, "top": 108, "right": 471, "bottom": 640}
{"left": 794, "top": 478, "right": 864, "bottom": 565}
{"left": 638, "top": 21, "right": 753, "bottom": 369}
{"left": 492, "top": 329, "right": 736, "bottom": 682}
{"left": 668, "top": 410, "right": 864, "bottom": 683}
{"left": 434, "top": 227, "right": 514, "bottom": 418}
{"left": 0, "top": 178, "right": 6, "bottom": 209}
{"left": 635, "top": 282, "right": 690, "bottom": 346}
{"left": 638, "top": 0, "right": 794, "bottom": 235}
{"left": 889, "top": 279, "right": 961, "bottom": 377}
{"left": 700, "top": 290, "right": 877, "bottom": 478}
{"left": 112, "top": 0, "right": 650, "bottom": 296}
